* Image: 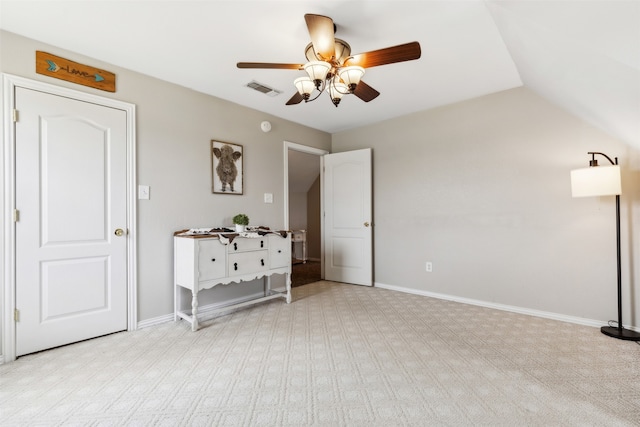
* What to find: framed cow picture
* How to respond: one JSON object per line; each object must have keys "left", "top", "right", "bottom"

{"left": 211, "top": 140, "right": 243, "bottom": 195}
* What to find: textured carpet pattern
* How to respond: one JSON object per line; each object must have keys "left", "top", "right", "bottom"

{"left": 2, "top": 281, "right": 640, "bottom": 426}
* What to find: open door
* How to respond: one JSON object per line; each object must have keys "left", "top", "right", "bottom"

{"left": 323, "top": 149, "right": 372, "bottom": 286}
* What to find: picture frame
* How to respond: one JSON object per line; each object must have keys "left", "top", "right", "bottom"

{"left": 211, "top": 140, "right": 243, "bottom": 195}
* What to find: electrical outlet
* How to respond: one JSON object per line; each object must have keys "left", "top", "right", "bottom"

{"left": 425, "top": 262, "right": 433, "bottom": 272}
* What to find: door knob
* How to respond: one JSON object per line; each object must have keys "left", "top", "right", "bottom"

{"left": 364, "top": 222, "right": 370, "bottom": 227}
{"left": 114, "top": 228, "right": 125, "bottom": 236}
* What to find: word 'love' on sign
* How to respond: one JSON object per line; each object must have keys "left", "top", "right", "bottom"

{"left": 36, "top": 51, "right": 116, "bottom": 92}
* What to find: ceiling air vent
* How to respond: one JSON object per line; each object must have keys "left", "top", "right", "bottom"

{"left": 245, "top": 80, "right": 282, "bottom": 97}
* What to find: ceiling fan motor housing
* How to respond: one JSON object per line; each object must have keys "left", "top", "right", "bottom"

{"left": 305, "top": 39, "right": 352, "bottom": 65}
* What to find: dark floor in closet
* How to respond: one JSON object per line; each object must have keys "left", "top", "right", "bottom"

{"left": 291, "top": 260, "right": 321, "bottom": 287}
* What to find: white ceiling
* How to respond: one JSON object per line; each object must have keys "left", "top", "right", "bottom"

{"left": 1, "top": 1, "right": 638, "bottom": 148}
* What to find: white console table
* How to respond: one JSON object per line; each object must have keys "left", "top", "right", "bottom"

{"left": 292, "top": 229, "right": 307, "bottom": 263}
{"left": 174, "top": 229, "right": 291, "bottom": 331}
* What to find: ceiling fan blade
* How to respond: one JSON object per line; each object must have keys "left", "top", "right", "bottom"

{"left": 346, "top": 41, "right": 421, "bottom": 68}
{"left": 304, "top": 14, "right": 336, "bottom": 61}
{"left": 353, "top": 80, "right": 380, "bottom": 102}
{"left": 286, "top": 92, "right": 304, "bottom": 105}
{"left": 237, "top": 62, "right": 304, "bottom": 70}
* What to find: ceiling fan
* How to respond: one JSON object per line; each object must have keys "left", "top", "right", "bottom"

{"left": 237, "top": 14, "right": 421, "bottom": 107}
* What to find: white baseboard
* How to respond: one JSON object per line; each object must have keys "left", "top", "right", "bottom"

{"left": 137, "top": 288, "right": 288, "bottom": 329}
{"left": 138, "top": 281, "right": 638, "bottom": 334}
{"left": 374, "top": 281, "right": 637, "bottom": 331}
{"left": 137, "top": 313, "right": 174, "bottom": 329}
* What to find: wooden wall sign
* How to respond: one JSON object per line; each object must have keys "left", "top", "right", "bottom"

{"left": 36, "top": 51, "right": 116, "bottom": 92}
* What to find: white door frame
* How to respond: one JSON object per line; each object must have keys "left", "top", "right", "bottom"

{"left": 2, "top": 74, "right": 137, "bottom": 363}
{"left": 283, "top": 141, "right": 329, "bottom": 275}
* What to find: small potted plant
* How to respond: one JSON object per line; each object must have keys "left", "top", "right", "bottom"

{"left": 232, "top": 213, "right": 249, "bottom": 232}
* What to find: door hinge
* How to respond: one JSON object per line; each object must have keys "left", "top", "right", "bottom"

{"left": 13, "top": 209, "right": 20, "bottom": 222}
{"left": 14, "top": 309, "right": 19, "bottom": 322}
{"left": 13, "top": 109, "right": 19, "bottom": 123}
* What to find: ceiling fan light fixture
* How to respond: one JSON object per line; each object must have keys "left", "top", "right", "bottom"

{"left": 238, "top": 14, "right": 421, "bottom": 109}
{"left": 328, "top": 81, "right": 349, "bottom": 107}
{"left": 294, "top": 77, "right": 315, "bottom": 100}
{"left": 303, "top": 61, "right": 332, "bottom": 88}
{"left": 338, "top": 66, "right": 365, "bottom": 92}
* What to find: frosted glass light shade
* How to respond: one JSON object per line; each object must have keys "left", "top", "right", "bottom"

{"left": 294, "top": 77, "right": 315, "bottom": 97}
{"left": 571, "top": 165, "right": 621, "bottom": 197}
{"left": 303, "top": 61, "right": 331, "bottom": 82}
{"left": 338, "top": 66, "right": 365, "bottom": 91}
{"left": 328, "top": 82, "right": 348, "bottom": 100}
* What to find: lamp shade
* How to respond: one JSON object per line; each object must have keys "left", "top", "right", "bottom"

{"left": 338, "top": 66, "right": 365, "bottom": 91}
{"left": 328, "top": 81, "right": 348, "bottom": 101}
{"left": 294, "top": 77, "right": 315, "bottom": 97}
{"left": 571, "top": 165, "right": 621, "bottom": 197}
{"left": 303, "top": 61, "right": 331, "bottom": 83}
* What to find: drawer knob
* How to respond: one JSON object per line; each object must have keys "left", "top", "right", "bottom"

{"left": 278, "top": 250, "right": 282, "bottom": 253}
{"left": 211, "top": 258, "right": 216, "bottom": 262}
{"left": 234, "top": 243, "right": 238, "bottom": 251}
{"left": 261, "top": 259, "right": 265, "bottom": 266}
{"left": 234, "top": 262, "right": 238, "bottom": 271}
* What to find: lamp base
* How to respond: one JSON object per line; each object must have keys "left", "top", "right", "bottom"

{"left": 601, "top": 326, "right": 640, "bottom": 341}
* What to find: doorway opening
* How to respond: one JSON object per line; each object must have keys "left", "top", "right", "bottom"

{"left": 284, "top": 142, "right": 328, "bottom": 287}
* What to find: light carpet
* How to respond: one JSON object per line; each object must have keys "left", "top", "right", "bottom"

{"left": 1, "top": 281, "right": 640, "bottom": 426}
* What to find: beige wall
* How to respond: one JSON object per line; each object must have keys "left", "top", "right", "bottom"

{"left": 332, "top": 87, "right": 640, "bottom": 328}
{"left": 3, "top": 29, "right": 640, "bottom": 358}
{"left": 306, "top": 176, "right": 321, "bottom": 260}
{"left": 288, "top": 192, "right": 307, "bottom": 232}
{"left": 0, "top": 30, "right": 332, "bottom": 339}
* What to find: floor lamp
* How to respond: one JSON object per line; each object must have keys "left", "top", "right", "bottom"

{"left": 571, "top": 152, "right": 640, "bottom": 341}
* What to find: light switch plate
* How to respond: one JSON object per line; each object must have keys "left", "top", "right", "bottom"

{"left": 264, "top": 193, "right": 273, "bottom": 203}
{"left": 138, "top": 185, "right": 150, "bottom": 200}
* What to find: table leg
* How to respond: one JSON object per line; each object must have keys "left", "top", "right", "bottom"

{"left": 265, "top": 275, "right": 272, "bottom": 296}
{"left": 191, "top": 290, "right": 199, "bottom": 332}
{"left": 302, "top": 239, "right": 307, "bottom": 263}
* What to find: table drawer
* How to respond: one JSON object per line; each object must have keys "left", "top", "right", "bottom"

{"left": 292, "top": 231, "right": 306, "bottom": 242}
{"left": 228, "top": 237, "right": 267, "bottom": 253}
{"left": 197, "top": 239, "right": 227, "bottom": 281}
{"left": 228, "top": 250, "right": 269, "bottom": 276}
{"left": 269, "top": 234, "right": 290, "bottom": 268}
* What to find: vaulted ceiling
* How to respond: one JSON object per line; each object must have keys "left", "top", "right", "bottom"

{"left": 1, "top": 1, "right": 638, "bottom": 149}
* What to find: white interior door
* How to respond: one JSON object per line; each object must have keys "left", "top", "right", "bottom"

{"left": 15, "top": 86, "right": 128, "bottom": 356}
{"left": 324, "top": 148, "right": 372, "bottom": 286}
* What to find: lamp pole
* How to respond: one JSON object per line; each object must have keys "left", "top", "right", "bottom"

{"left": 591, "top": 153, "right": 640, "bottom": 341}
